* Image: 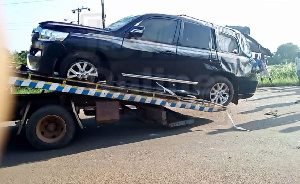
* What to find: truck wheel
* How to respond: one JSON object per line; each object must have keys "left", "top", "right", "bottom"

{"left": 26, "top": 105, "right": 76, "bottom": 150}
{"left": 202, "top": 76, "right": 234, "bottom": 106}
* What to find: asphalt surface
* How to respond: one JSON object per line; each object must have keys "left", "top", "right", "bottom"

{"left": 0, "top": 86, "right": 300, "bottom": 183}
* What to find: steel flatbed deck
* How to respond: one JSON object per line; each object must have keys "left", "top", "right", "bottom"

{"left": 8, "top": 70, "right": 226, "bottom": 150}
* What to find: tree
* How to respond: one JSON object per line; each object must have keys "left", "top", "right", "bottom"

{"left": 268, "top": 43, "right": 299, "bottom": 65}
{"left": 275, "top": 43, "right": 299, "bottom": 63}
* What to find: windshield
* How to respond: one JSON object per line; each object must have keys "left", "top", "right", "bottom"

{"left": 105, "top": 15, "right": 141, "bottom": 31}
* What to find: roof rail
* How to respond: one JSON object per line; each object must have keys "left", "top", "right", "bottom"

{"left": 178, "top": 14, "right": 239, "bottom": 33}
{"left": 178, "top": 14, "right": 214, "bottom": 26}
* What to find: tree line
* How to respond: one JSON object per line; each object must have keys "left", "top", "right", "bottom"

{"left": 268, "top": 43, "right": 299, "bottom": 65}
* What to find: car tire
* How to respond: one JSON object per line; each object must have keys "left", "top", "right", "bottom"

{"left": 59, "top": 54, "right": 113, "bottom": 84}
{"left": 202, "top": 76, "right": 234, "bottom": 106}
{"left": 26, "top": 105, "right": 76, "bottom": 150}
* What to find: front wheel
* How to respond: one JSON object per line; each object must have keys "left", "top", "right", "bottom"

{"left": 59, "top": 54, "right": 113, "bottom": 84}
{"left": 202, "top": 76, "right": 234, "bottom": 106}
{"left": 66, "top": 60, "right": 98, "bottom": 82}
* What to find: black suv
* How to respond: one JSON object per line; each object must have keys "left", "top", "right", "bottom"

{"left": 27, "top": 14, "right": 258, "bottom": 105}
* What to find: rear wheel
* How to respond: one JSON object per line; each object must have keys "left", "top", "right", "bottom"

{"left": 26, "top": 105, "right": 76, "bottom": 150}
{"left": 202, "top": 76, "right": 234, "bottom": 106}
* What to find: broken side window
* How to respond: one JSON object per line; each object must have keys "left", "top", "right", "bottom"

{"left": 180, "top": 22, "right": 211, "bottom": 50}
{"left": 240, "top": 34, "right": 252, "bottom": 57}
{"left": 217, "top": 33, "right": 238, "bottom": 54}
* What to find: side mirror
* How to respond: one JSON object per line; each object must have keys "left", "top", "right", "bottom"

{"left": 128, "top": 26, "right": 145, "bottom": 38}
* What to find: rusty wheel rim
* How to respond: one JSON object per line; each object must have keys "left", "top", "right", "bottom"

{"left": 36, "top": 115, "right": 66, "bottom": 143}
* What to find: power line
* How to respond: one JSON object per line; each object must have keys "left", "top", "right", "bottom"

{"left": 6, "top": 25, "right": 34, "bottom": 28}
{"left": 6, "top": 23, "right": 35, "bottom": 27}
{"left": 1, "top": 0, "right": 56, "bottom": 6}
{"left": 6, "top": 21, "right": 36, "bottom": 25}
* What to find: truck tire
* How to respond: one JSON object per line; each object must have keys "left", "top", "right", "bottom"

{"left": 26, "top": 105, "right": 76, "bottom": 150}
{"left": 202, "top": 76, "right": 234, "bottom": 106}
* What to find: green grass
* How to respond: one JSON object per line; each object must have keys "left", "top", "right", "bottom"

{"left": 14, "top": 87, "right": 49, "bottom": 94}
{"left": 258, "top": 62, "right": 299, "bottom": 87}
{"left": 258, "top": 77, "right": 299, "bottom": 87}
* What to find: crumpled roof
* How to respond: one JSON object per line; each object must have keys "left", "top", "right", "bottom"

{"left": 243, "top": 34, "right": 272, "bottom": 56}
{"left": 226, "top": 26, "right": 272, "bottom": 56}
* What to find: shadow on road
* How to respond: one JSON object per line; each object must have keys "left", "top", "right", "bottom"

{"left": 0, "top": 115, "right": 213, "bottom": 168}
{"left": 247, "top": 93, "right": 297, "bottom": 102}
{"left": 248, "top": 87, "right": 300, "bottom": 102}
{"left": 240, "top": 102, "right": 297, "bottom": 114}
{"left": 208, "top": 112, "right": 300, "bottom": 135}
{"left": 279, "top": 126, "right": 300, "bottom": 133}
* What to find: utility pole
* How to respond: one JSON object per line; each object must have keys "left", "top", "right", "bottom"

{"left": 72, "top": 6, "right": 91, "bottom": 25}
{"left": 101, "top": 0, "right": 105, "bottom": 28}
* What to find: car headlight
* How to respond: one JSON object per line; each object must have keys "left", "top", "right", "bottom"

{"left": 39, "top": 29, "right": 69, "bottom": 41}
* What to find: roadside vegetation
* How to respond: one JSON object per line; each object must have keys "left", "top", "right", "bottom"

{"left": 258, "top": 43, "right": 299, "bottom": 87}
{"left": 14, "top": 87, "right": 45, "bottom": 94}
{"left": 258, "top": 62, "right": 299, "bottom": 87}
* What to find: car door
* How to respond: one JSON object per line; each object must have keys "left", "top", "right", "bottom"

{"left": 118, "top": 17, "right": 179, "bottom": 88}
{"left": 176, "top": 21, "right": 214, "bottom": 87}
{"left": 215, "top": 32, "right": 248, "bottom": 77}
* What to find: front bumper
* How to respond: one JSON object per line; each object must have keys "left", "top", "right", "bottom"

{"left": 27, "top": 40, "right": 67, "bottom": 76}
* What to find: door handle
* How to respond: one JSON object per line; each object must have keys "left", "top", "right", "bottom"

{"left": 164, "top": 50, "right": 175, "bottom": 55}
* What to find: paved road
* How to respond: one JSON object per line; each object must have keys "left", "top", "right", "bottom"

{"left": 0, "top": 87, "right": 300, "bottom": 183}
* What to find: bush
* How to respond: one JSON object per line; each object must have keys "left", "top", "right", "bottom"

{"left": 258, "top": 62, "right": 299, "bottom": 87}
{"left": 268, "top": 62, "right": 297, "bottom": 79}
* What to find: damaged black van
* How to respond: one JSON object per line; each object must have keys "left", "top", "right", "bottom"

{"left": 27, "top": 14, "right": 264, "bottom": 105}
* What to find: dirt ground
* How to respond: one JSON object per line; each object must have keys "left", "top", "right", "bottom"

{"left": 0, "top": 86, "right": 300, "bottom": 183}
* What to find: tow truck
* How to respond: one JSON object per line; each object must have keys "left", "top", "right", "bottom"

{"left": 8, "top": 70, "right": 226, "bottom": 150}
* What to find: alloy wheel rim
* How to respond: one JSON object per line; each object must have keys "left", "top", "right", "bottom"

{"left": 209, "top": 82, "right": 230, "bottom": 105}
{"left": 67, "top": 61, "right": 98, "bottom": 81}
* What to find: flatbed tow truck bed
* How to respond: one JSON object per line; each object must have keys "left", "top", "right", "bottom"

{"left": 7, "top": 71, "right": 226, "bottom": 150}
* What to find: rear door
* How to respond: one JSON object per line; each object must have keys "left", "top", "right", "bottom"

{"left": 176, "top": 21, "right": 213, "bottom": 83}
{"left": 216, "top": 32, "right": 249, "bottom": 76}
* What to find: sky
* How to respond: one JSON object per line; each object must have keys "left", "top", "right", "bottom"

{"left": 0, "top": 0, "right": 299, "bottom": 52}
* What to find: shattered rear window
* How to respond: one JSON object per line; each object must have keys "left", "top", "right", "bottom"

{"left": 217, "top": 33, "right": 238, "bottom": 54}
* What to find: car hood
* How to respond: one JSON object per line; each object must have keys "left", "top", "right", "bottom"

{"left": 39, "top": 21, "right": 110, "bottom": 34}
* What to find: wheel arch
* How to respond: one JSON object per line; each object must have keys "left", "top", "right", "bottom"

{"left": 210, "top": 72, "right": 239, "bottom": 104}
{"left": 55, "top": 50, "right": 111, "bottom": 73}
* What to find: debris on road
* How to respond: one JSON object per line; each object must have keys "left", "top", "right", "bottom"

{"left": 226, "top": 111, "right": 251, "bottom": 132}
{"left": 264, "top": 110, "right": 279, "bottom": 117}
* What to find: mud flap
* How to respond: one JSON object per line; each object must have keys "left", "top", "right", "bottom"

{"left": 232, "top": 81, "right": 239, "bottom": 105}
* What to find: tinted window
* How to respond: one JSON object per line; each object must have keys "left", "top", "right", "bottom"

{"left": 106, "top": 15, "right": 141, "bottom": 31}
{"left": 138, "top": 19, "right": 177, "bottom": 44}
{"left": 217, "top": 34, "right": 238, "bottom": 54}
{"left": 180, "top": 22, "right": 211, "bottom": 49}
